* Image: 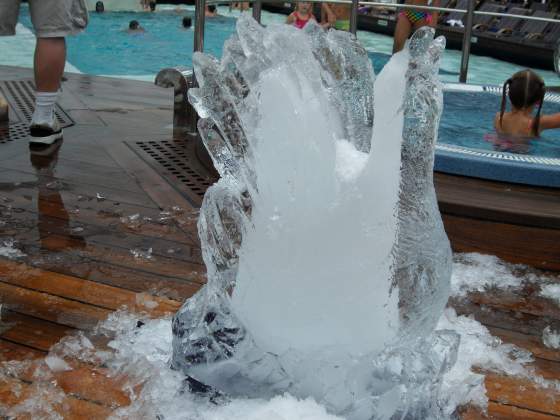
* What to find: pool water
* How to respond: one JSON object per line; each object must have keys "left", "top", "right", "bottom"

{"left": 13, "top": 4, "right": 560, "bottom": 85}
{"left": 440, "top": 90, "right": 560, "bottom": 159}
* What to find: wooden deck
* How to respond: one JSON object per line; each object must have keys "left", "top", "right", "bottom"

{"left": 0, "top": 66, "right": 559, "bottom": 419}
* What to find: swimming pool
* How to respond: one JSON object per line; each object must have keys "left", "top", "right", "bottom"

{"left": 3, "top": 4, "right": 560, "bottom": 186}
{"left": 8, "top": 4, "right": 560, "bottom": 86}
{"left": 436, "top": 84, "right": 560, "bottom": 187}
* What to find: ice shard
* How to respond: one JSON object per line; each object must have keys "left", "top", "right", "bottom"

{"left": 172, "top": 16, "right": 457, "bottom": 419}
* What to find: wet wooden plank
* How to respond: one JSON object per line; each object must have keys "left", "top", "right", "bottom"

{"left": 465, "top": 288, "right": 560, "bottom": 321}
{"left": 0, "top": 186, "right": 199, "bottom": 245}
{"left": 461, "top": 401, "right": 560, "bottom": 419}
{"left": 0, "top": 168, "right": 158, "bottom": 208}
{"left": 0, "top": 281, "right": 110, "bottom": 329}
{"left": 0, "top": 227, "right": 205, "bottom": 285}
{"left": 484, "top": 372, "right": 560, "bottom": 417}
{"left": 13, "top": 251, "right": 201, "bottom": 301}
{"left": 54, "top": 366, "right": 131, "bottom": 408}
{"left": 1, "top": 203, "right": 202, "bottom": 265}
{"left": 0, "top": 259, "right": 181, "bottom": 317}
{"left": 452, "top": 298, "right": 560, "bottom": 337}
{"left": 1, "top": 311, "right": 75, "bottom": 352}
{"left": 38, "top": 234, "right": 206, "bottom": 282}
{"left": 442, "top": 214, "right": 560, "bottom": 271}
{"left": 0, "top": 376, "right": 113, "bottom": 419}
{"left": 0, "top": 338, "right": 45, "bottom": 362}
{"left": 488, "top": 326, "right": 560, "bottom": 363}
{"left": 0, "top": 221, "right": 203, "bottom": 299}
{"left": 436, "top": 173, "right": 560, "bottom": 229}
{"left": 532, "top": 357, "right": 560, "bottom": 382}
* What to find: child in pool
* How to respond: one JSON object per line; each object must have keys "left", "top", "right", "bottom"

{"left": 393, "top": 0, "right": 439, "bottom": 53}
{"left": 495, "top": 69, "right": 560, "bottom": 137}
{"left": 286, "top": 2, "right": 316, "bottom": 29}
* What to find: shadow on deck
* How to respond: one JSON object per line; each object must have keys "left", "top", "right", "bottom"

{"left": 0, "top": 66, "right": 559, "bottom": 419}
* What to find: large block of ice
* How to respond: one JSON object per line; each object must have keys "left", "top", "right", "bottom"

{"left": 172, "top": 17, "right": 455, "bottom": 419}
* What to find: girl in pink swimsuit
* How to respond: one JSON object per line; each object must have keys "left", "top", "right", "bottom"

{"left": 286, "top": 2, "right": 316, "bottom": 29}
{"left": 495, "top": 70, "right": 560, "bottom": 138}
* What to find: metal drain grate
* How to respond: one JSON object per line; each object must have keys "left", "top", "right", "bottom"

{"left": 0, "top": 80, "right": 74, "bottom": 128}
{"left": 128, "top": 139, "right": 216, "bottom": 206}
{"left": 0, "top": 123, "right": 29, "bottom": 144}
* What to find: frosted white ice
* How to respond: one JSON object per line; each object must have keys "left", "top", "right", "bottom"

{"left": 540, "top": 284, "right": 560, "bottom": 305}
{"left": 44, "top": 356, "right": 72, "bottom": 372}
{"left": 543, "top": 326, "right": 560, "bottom": 349}
{"left": 231, "top": 45, "right": 404, "bottom": 355}
{"left": 0, "top": 300, "right": 544, "bottom": 420}
{"left": 0, "top": 239, "right": 25, "bottom": 259}
{"left": 437, "top": 308, "right": 533, "bottom": 413}
{"left": 98, "top": 313, "right": 343, "bottom": 420}
{"left": 451, "top": 253, "right": 524, "bottom": 297}
{"left": 334, "top": 140, "right": 369, "bottom": 182}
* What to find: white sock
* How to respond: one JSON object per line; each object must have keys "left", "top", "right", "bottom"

{"left": 32, "top": 91, "right": 60, "bottom": 126}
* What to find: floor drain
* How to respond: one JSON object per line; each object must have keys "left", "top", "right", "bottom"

{"left": 0, "top": 123, "right": 29, "bottom": 143}
{"left": 0, "top": 80, "right": 74, "bottom": 128}
{"left": 128, "top": 139, "right": 217, "bottom": 206}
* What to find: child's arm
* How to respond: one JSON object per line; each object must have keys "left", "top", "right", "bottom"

{"left": 430, "top": 0, "right": 440, "bottom": 27}
{"left": 321, "top": 3, "right": 336, "bottom": 28}
{"left": 286, "top": 12, "right": 295, "bottom": 24}
{"left": 493, "top": 112, "right": 501, "bottom": 132}
{"left": 539, "top": 113, "right": 560, "bottom": 130}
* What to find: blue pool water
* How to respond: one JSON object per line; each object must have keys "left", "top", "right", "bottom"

{"left": 18, "top": 7, "right": 445, "bottom": 78}
{"left": 441, "top": 90, "right": 560, "bottom": 159}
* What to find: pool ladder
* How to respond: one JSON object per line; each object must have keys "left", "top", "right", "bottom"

{"left": 155, "top": 67, "right": 198, "bottom": 135}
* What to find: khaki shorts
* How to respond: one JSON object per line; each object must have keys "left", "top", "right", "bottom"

{"left": 0, "top": 0, "right": 88, "bottom": 38}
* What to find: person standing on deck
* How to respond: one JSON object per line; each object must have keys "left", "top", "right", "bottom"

{"left": 393, "top": 0, "right": 439, "bottom": 53}
{"left": 322, "top": 2, "right": 351, "bottom": 31}
{"left": 0, "top": 0, "right": 88, "bottom": 145}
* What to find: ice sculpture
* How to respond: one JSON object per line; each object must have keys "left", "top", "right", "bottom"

{"left": 172, "top": 16, "right": 458, "bottom": 419}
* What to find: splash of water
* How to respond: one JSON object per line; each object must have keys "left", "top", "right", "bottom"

{"left": 173, "top": 17, "right": 456, "bottom": 418}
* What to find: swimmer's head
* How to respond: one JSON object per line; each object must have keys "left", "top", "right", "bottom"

{"left": 182, "top": 16, "right": 192, "bottom": 28}
{"left": 296, "top": 2, "right": 312, "bottom": 14}
{"left": 129, "top": 20, "right": 140, "bottom": 30}
{"left": 95, "top": 1, "right": 105, "bottom": 12}
{"left": 149, "top": 1, "right": 156, "bottom": 11}
{"left": 500, "top": 69, "right": 546, "bottom": 135}
{"left": 208, "top": 5, "right": 216, "bottom": 13}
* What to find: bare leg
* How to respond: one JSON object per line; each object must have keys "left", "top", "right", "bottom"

{"left": 0, "top": 92, "right": 8, "bottom": 121}
{"left": 34, "top": 38, "right": 66, "bottom": 92}
{"left": 392, "top": 14, "right": 412, "bottom": 54}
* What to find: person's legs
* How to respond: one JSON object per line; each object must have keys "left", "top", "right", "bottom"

{"left": 30, "top": 38, "right": 66, "bottom": 139}
{"left": 34, "top": 38, "right": 66, "bottom": 93}
{"left": 393, "top": 13, "right": 412, "bottom": 54}
{"left": 27, "top": 0, "right": 88, "bottom": 144}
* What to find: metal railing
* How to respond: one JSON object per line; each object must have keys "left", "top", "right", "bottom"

{"left": 192, "top": 0, "right": 560, "bottom": 83}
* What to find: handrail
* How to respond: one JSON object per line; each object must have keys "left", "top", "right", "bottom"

{"left": 203, "top": 0, "right": 560, "bottom": 24}
{"left": 194, "top": 0, "right": 560, "bottom": 83}
{"left": 460, "top": 0, "right": 475, "bottom": 83}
